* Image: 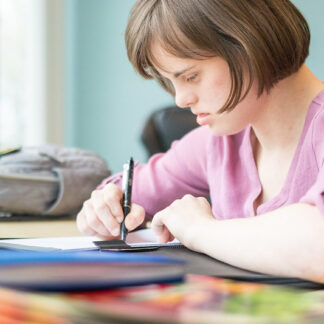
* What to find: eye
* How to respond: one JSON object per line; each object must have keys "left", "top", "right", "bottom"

{"left": 186, "top": 73, "right": 198, "bottom": 82}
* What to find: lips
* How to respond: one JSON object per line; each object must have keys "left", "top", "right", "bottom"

{"left": 196, "top": 113, "right": 211, "bottom": 126}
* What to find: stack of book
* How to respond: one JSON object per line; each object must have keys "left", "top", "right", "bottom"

{"left": 1, "top": 275, "right": 324, "bottom": 323}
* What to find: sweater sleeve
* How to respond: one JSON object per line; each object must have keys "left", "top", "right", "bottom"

{"left": 300, "top": 105, "right": 324, "bottom": 215}
{"left": 98, "top": 126, "right": 211, "bottom": 219}
{"left": 300, "top": 161, "right": 324, "bottom": 215}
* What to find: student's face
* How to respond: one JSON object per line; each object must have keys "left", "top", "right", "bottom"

{"left": 152, "top": 44, "right": 266, "bottom": 136}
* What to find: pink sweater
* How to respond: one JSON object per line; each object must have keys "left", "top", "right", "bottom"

{"left": 101, "top": 89, "right": 324, "bottom": 220}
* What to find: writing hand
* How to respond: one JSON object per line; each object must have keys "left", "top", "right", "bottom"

{"left": 77, "top": 183, "right": 145, "bottom": 239}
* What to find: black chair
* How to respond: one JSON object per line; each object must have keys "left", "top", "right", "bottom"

{"left": 141, "top": 106, "right": 198, "bottom": 157}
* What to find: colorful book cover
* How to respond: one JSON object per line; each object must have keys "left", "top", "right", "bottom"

{"left": 1, "top": 275, "right": 324, "bottom": 323}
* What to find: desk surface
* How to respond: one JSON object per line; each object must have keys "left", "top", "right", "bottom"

{"left": 0, "top": 219, "right": 81, "bottom": 238}
{"left": 1, "top": 219, "right": 323, "bottom": 290}
{"left": 1, "top": 219, "right": 324, "bottom": 322}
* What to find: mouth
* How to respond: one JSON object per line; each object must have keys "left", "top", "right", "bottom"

{"left": 195, "top": 113, "right": 211, "bottom": 126}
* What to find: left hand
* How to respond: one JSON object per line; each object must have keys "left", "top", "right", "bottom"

{"left": 151, "top": 194, "right": 215, "bottom": 251}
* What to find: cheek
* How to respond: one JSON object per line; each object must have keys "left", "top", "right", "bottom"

{"left": 202, "top": 72, "right": 232, "bottom": 110}
{"left": 203, "top": 83, "right": 230, "bottom": 110}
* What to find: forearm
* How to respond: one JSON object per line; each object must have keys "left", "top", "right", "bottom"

{"left": 195, "top": 203, "right": 324, "bottom": 283}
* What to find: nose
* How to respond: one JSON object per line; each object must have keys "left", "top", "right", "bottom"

{"left": 175, "top": 87, "right": 197, "bottom": 109}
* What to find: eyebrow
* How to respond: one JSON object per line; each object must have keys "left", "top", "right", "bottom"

{"left": 173, "top": 65, "right": 196, "bottom": 78}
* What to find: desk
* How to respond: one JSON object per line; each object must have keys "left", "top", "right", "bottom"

{"left": 1, "top": 220, "right": 323, "bottom": 290}
{"left": 1, "top": 221, "right": 324, "bottom": 322}
{"left": 0, "top": 219, "right": 80, "bottom": 238}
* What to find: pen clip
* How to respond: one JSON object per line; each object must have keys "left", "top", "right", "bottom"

{"left": 122, "top": 163, "right": 129, "bottom": 192}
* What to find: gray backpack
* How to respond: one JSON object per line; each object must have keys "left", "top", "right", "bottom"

{"left": 0, "top": 145, "right": 110, "bottom": 217}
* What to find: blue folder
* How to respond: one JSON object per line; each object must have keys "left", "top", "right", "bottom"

{"left": 0, "top": 250, "right": 184, "bottom": 291}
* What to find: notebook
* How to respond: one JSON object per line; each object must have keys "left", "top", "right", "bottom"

{"left": 0, "top": 228, "right": 181, "bottom": 251}
{"left": 94, "top": 228, "right": 182, "bottom": 251}
{"left": 0, "top": 250, "right": 184, "bottom": 291}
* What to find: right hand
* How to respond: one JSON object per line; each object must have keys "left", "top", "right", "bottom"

{"left": 76, "top": 183, "right": 145, "bottom": 239}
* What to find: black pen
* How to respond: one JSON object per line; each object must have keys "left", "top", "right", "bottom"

{"left": 120, "top": 157, "right": 134, "bottom": 241}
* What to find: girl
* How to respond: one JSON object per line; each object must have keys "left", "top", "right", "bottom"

{"left": 77, "top": 0, "right": 324, "bottom": 283}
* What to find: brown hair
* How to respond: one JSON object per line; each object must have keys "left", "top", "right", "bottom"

{"left": 125, "top": 0, "right": 310, "bottom": 112}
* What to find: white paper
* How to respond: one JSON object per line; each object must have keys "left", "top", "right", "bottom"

{"left": 0, "top": 236, "right": 99, "bottom": 251}
{"left": 0, "top": 228, "right": 180, "bottom": 251}
{"left": 126, "top": 229, "right": 180, "bottom": 248}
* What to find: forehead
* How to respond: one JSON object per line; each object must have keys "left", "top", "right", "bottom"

{"left": 150, "top": 41, "right": 198, "bottom": 75}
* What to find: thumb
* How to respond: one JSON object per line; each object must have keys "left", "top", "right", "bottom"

{"left": 151, "top": 212, "right": 173, "bottom": 243}
{"left": 125, "top": 203, "right": 145, "bottom": 231}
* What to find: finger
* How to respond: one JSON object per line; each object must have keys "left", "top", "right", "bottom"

{"left": 76, "top": 210, "right": 97, "bottom": 236}
{"left": 197, "top": 196, "right": 212, "bottom": 209}
{"left": 151, "top": 211, "right": 164, "bottom": 235}
{"left": 91, "top": 190, "right": 121, "bottom": 236}
{"left": 125, "top": 203, "right": 145, "bottom": 231}
{"left": 167, "top": 232, "right": 175, "bottom": 242}
{"left": 99, "top": 207, "right": 121, "bottom": 237}
{"left": 151, "top": 211, "right": 170, "bottom": 242}
{"left": 158, "top": 226, "right": 173, "bottom": 243}
{"left": 102, "top": 183, "right": 124, "bottom": 222}
{"left": 79, "top": 216, "right": 117, "bottom": 241}
{"left": 83, "top": 201, "right": 113, "bottom": 237}
{"left": 96, "top": 233, "right": 118, "bottom": 240}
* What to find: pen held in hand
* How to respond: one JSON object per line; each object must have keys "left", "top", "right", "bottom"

{"left": 121, "top": 157, "right": 134, "bottom": 241}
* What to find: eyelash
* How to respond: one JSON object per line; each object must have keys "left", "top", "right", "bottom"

{"left": 186, "top": 73, "right": 198, "bottom": 82}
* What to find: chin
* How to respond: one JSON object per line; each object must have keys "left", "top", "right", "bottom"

{"left": 208, "top": 124, "right": 245, "bottom": 137}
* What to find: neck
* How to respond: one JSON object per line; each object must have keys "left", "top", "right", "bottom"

{"left": 251, "top": 65, "right": 324, "bottom": 153}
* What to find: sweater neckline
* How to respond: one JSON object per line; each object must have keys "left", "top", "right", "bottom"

{"left": 248, "top": 88, "right": 324, "bottom": 215}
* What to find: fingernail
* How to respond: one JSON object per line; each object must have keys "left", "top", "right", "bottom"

{"left": 117, "top": 215, "right": 123, "bottom": 223}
